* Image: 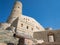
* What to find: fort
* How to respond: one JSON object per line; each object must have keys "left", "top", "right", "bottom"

{"left": 0, "top": 0, "right": 60, "bottom": 45}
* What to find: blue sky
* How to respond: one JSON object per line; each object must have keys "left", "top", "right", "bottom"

{"left": 0, "top": 0, "right": 60, "bottom": 29}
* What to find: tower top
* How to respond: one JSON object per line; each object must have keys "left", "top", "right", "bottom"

{"left": 15, "top": 1, "right": 22, "bottom": 6}
{"left": 7, "top": 1, "right": 22, "bottom": 23}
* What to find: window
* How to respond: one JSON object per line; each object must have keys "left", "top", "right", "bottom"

{"left": 18, "top": 6, "right": 20, "bottom": 8}
{"left": 31, "top": 28, "right": 33, "bottom": 30}
{"left": 28, "top": 19, "right": 29, "bottom": 21}
{"left": 27, "top": 26, "right": 28, "bottom": 29}
{"left": 24, "top": 18, "right": 25, "bottom": 19}
{"left": 36, "top": 26, "right": 39, "bottom": 30}
{"left": 26, "top": 18, "right": 27, "bottom": 22}
{"left": 21, "top": 24, "right": 23, "bottom": 27}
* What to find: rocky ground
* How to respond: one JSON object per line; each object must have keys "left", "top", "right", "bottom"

{"left": 0, "top": 29, "right": 19, "bottom": 45}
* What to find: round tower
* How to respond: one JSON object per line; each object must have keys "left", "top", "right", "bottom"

{"left": 7, "top": 1, "right": 22, "bottom": 23}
